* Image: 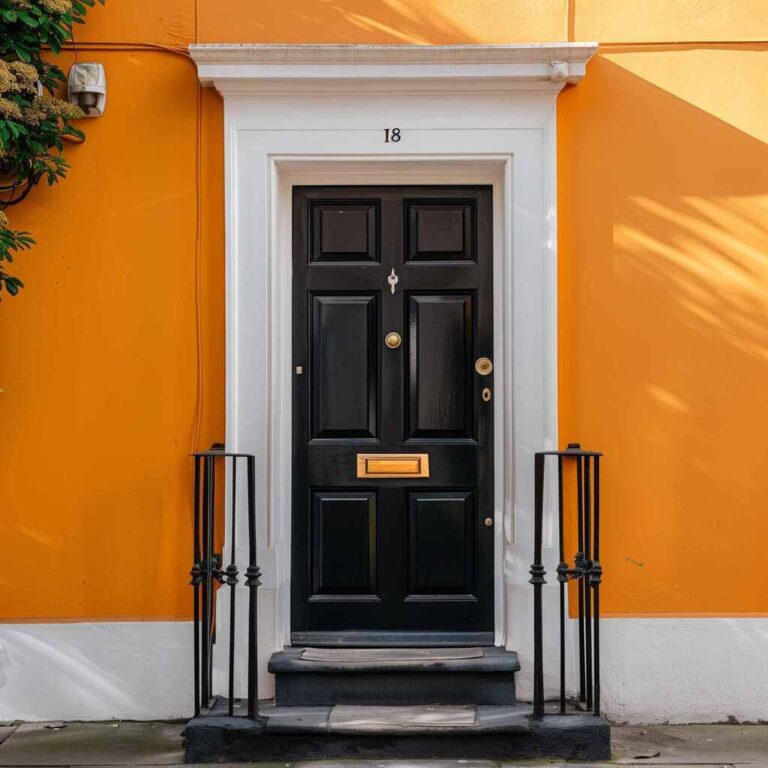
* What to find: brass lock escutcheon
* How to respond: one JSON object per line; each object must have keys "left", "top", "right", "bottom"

{"left": 475, "top": 357, "right": 493, "bottom": 376}
{"left": 385, "top": 332, "right": 402, "bottom": 349}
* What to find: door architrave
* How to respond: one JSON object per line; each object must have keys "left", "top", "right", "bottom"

{"left": 191, "top": 43, "right": 599, "bottom": 698}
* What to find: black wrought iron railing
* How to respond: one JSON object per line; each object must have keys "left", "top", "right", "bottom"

{"left": 531, "top": 443, "right": 603, "bottom": 719}
{"left": 190, "top": 445, "right": 263, "bottom": 721}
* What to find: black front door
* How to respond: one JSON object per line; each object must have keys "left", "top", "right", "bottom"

{"left": 291, "top": 186, "right": 494, "bottom": 646}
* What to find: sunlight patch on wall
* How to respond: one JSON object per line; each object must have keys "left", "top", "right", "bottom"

{"left": 196, "top": 0, "right": 566, "bottom": 45}
{"left": 576, "top": 0, "right": 768, "bottom": 44}
{"left": 614, "top": 194, "right": 768, "bottom": 361}
{"left": 646, "top": 385, "right": 689, "bottom": 413}
{"left": 604, "top": 50, "right": 768, "bottom": 144}
{"left": 341, "top": 10, "right": 433, "bottom": 44}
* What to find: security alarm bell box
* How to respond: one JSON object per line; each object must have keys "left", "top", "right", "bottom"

{"left": 67, "top": 62, "right": 106, "bottom": 117}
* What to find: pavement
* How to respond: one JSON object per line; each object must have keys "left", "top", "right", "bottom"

{"left": 0, "top": 721, "right": 766, "bottom": 767}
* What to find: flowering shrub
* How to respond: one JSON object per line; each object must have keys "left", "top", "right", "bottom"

{"left": 0, "top": 0, "right": 104, "bottom": 297}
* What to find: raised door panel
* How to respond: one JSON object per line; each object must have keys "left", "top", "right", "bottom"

{"left": 310, "top": 491, "right": 378, "bottom": 597}
{"left": 310, "top": 201, "right": 379, "bottom": 263}
{"left": 310, "top": 294, "right": 378, "bottom": 439}
{"left": 406, "top": 491, "right": 475, "bottom": 597}
{"left": 407, "top": 293, "right": 474, "bottom": 439}
{"left": 405, "top": 200, "right": 475, "bottom": 261}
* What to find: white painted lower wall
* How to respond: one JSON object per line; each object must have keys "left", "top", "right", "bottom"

{"left": 0, "top": 622, "right": 193, "bottom": 722}
{"left": 2, "top": 617, "right": 767, "bottom": 723}
{"left": 600, "top": 617, "right": 768, "bottom": 724}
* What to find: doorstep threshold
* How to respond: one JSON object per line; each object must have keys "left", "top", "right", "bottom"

{"left": 204, "top": 701, "right": 532, "bottom": 734}
{"left": 186, "top": 702, "right": 612, "bottom": 762}
{"left": 269, "top": 645, "right": 520, "bottom": 674}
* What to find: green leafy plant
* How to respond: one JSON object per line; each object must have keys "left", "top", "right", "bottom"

{"left": 0, "top": 0, "right": 104, "bottom": 297}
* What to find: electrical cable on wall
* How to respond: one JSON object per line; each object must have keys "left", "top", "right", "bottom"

{"left": 61, "top": 39, "right": 206, "bottom": 454}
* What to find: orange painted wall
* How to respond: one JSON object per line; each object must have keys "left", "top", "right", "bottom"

{"left": 558, "top": 44, "right": 768, "bottom": 615}
{"left": 0, "top": 14, "right": 224, "bottom": 620}
{"left": 1, "top": 1, "right": 766, "bottom": 621}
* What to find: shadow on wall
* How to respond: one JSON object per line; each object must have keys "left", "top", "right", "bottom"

{"left": 558, "top": 55, "right": 768, "bottom": 615}
{"left": 199, "top": 0, "right": 478, "bottom": 44}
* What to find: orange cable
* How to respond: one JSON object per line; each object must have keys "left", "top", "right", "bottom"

{"left": 58, "top": 33, "right": 768, "bottom": 459}
{"left": 61, "top": 38, "right": 768, "bottom": 52}
{"left": 192, "top": 1, "right": 204, "bottom": 455}
{"left": 60, "top": 41, "right": 192, "bottom": 57}
{"left": 61, "top": 38, "right": 205, "bottom": 453}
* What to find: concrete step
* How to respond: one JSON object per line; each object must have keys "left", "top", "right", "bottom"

{"left": 268, "top": 646, "right": 521, "bottom": 706}
{"left": 184, "top": 702, "right": 611, "bottom": 762}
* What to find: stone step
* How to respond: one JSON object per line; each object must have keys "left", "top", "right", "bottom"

{"left": 268, "top": 646, "right": 521, "bottom": 706}
{"left": 184, "top": 702, "right": 611, "bottom": 762}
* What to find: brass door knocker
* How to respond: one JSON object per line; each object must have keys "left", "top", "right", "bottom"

{"left": 387, "top": 268, "right": 399, "bottom": 295}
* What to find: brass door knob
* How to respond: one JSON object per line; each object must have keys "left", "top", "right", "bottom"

{"left": 385, "top": 332, "right": 402, "bottom": 349}
{"left": 484, "top": 517, "right": 493, "bottom": 527}
{"left": 475, "top": 357, "right": 493, "bottom": 375}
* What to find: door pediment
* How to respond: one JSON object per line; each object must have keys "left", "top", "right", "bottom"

{"left": 190, "top": 43, "right": 597, "bottom": 95}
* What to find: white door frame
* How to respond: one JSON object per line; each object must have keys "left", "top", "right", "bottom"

{"left": 190, "top": 43, "right": 596, "bottom": 699}
{"left": 274, "top": 158, "right": 510, "bottom": 649}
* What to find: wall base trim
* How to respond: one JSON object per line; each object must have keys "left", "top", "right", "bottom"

{"left": 2, "top": 617, "right": 767, "bottom": 723}
{"left": 0, "top": 622, "right": 192, "bottom": 722}
{"left": 600, "top": 617, "right": 768, "bottom": 724}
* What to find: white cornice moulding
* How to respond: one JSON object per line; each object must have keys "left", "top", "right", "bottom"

{"left": 189, "top": 43, "right": 599, "bottom": 94}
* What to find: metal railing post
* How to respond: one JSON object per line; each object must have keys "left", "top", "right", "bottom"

{"left": 530, "top": 452, "right": 546, "bottom": 719}
{"left": 532, "top": 444, "right": 604, "bottom": 719}
{"left": 190, "top": 447, "right": 260, "bottom": 722}
{"left": 591, "top": 455, "right": 602, "bottom": 716}
{"left": 191, "top": 456, "right": 202, "bottom": 717}
{"left": 245, "top": 455, "right": 263, "bottom": 722}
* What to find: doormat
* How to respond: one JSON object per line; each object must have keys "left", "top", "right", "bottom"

{"left": 300, "top": 647, "right": 484, "bottom": 663}
{"left": 329, "top": 704, "right": 477, "bottom": 730}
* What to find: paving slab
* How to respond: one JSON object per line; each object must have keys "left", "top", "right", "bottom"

{"left": 296, "top": 762, "right": 498, "bottom": 768}
{"left": 612, "top": 724, "right": 768, "bottom": 764}
{"left": 0, "top": 721, "right": 185, "bottom": 765}
{"left": 0, "top": 728, "right": 17, "bottom": 748}
{"left": 329, "top": 704, "right": 477, "bottom": 731}
{"left": 296, "top": 763, "right": 611, "bottom": 768}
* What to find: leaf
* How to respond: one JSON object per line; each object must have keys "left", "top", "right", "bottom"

{"left": 13, "top": 45, "right": 31, "bottom": 63}
{"left": 0, "top": 0, "right": 105, "bottom": 304}
{"left": 64, "top": 125, "right": 86, "bottom": 141}
{"left": 18, "top": 12, "right": 39, "bottom": 27}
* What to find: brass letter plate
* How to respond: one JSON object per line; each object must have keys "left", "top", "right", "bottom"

{"left": 356, "top": 453, "right": 430, "bottom": 479}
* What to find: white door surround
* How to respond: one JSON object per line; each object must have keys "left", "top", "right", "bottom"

{"left": 190, "top": 43, "right": 597, "bottom": 699}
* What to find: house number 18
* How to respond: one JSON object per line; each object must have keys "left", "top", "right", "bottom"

{"left": 384, "top": 128, "right": 402, "bottom": 143}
